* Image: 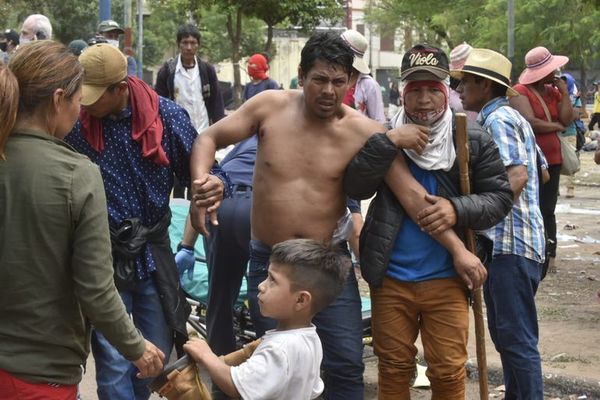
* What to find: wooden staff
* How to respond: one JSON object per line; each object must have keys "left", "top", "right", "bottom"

{"left": 455, "top": 113, "right": 489, "bottom": 399}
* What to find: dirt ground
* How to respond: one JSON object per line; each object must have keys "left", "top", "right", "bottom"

{"left": 360, "top": 150, "right": 600, "bottom": 399}
{"left": 80, "top": 153, "right": 600, "bottom": 399}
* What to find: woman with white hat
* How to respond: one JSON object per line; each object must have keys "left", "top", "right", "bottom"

{"left": 510, "top": 46, "right": 575, "bottom": 274}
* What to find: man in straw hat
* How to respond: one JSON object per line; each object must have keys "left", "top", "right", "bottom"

{"left": 452, "top": 47, "right": 546, "bottom": 399}
{"left": 345, "top": 44, "right": 513, "bottom": 399}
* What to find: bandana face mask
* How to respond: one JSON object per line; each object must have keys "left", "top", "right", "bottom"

{"left": 403, "top": 80, "right": 448, "bottom": 125}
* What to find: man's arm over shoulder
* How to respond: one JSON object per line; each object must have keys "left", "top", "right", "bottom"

{"left": 450, "top": 122, "right": 513, "bottom": 230}
{"left": 343, "top": 114, "right": 397, "bottom": 200}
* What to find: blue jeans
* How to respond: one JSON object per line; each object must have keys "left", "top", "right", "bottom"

{"left": 91, "top": 277, "right": 173, "bottom": 400}
{"left": 483, "top": 254, "right": 543, "bottom": 400}
{"left": 247, "top": 240, "right": 365, "bottom": 400}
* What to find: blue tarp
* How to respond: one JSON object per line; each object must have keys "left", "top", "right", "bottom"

{"left": 169, "top": 199, "right": 247, "bottom": 304}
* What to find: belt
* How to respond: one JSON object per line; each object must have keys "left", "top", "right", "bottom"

{"left": 232, "top": 184, "right": 252, "bottom": 192}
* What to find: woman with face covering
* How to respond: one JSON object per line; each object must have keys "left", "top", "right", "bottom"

{"left": 510, "top": 47, "right": 575, "bottom": 274}
{"left": 0, "top": 41, "right": 164, "bottom": 399}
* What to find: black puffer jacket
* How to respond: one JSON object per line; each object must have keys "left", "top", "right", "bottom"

{"left": 344, "top": 119, "right": 513, "bottom": 287}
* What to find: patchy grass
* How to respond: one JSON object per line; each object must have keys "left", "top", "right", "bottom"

{"left": 538, "top": 306, "right": 569, "bottom": 321}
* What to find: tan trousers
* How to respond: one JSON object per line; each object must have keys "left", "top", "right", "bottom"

{"left": 371, "top": 276, "right": 469, "bottom": 400}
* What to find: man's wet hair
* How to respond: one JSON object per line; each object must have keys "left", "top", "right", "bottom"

{"left": 176, "top": 24, "right": 201, "bottom": 45}
{"left": 270, "top": 239, "right": 351, "bottom": 314}
{"left": 299, "top": 31, "right": 354, "bottom": 77}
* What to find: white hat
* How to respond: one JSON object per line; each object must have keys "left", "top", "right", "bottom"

{"left": 340, "top": 29, "right": 370, "bottom": 75}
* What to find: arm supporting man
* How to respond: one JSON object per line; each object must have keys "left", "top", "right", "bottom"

{"left": 384, "top": 155, "right": 487, "bottom": 289}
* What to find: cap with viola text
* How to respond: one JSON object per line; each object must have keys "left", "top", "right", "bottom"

{"left": 79, "top": 43, "right": 127, "bottom": 106}
{"left": 400, "top": 44, "right": 449, "bottom": 81}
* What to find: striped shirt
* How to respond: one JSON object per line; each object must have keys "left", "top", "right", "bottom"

{"left": 478, "top": 97, "right": 545, "bottom": 263}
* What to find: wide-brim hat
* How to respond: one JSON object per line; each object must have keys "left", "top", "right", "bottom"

{"left": 450, "top": 48, "right": 519, "bottom": 97}
{"left": 340, "top": 29, "right": 370, "bottom": 75}
{"left": 79, "top": 44, "right": 127, "bottom": 106}
{"left": 518, "top": 46, "right": 568, "bottom": 85}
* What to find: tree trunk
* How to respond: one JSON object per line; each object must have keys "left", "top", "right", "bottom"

{"left": 226, "top": 9, "right": 244, "bottom": 108}
{"left": 264, "top": 23, "right": 273, "bottom": 53}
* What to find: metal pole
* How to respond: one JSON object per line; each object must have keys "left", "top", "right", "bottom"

{"left": 137, "top": 0, "right": 143, "bottom": 78}
{"left": 99, "top": 0, "right": 111, "bottom": 22}
{"left": 508, "top": 0, "right": 515, "bottom": 69}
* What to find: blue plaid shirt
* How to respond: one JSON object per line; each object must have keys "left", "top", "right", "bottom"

{"left": 65, "top": 97, "right": 197, "bottom": 279}
{"left": 478, "top": 97, "right": 545, "bottom": 263}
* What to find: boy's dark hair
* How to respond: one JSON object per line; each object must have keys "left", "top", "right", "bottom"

{"left": 270, "top": 239, "right": 351, "bottom": 314}
{"left": 299, "top": 32, "right": 354, "bottom": 78}
{"left": 176, "top": 24, "right": 201, "bottom": 45}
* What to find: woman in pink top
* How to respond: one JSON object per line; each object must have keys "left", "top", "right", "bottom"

{"left": 510, "top": 46, "right": 574, "bottom": 274}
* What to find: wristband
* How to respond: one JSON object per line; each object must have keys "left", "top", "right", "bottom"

{"left": 177, "top": 242, "right": 194, "bottom": 252}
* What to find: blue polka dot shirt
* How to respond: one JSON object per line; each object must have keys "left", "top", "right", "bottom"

{"left": 65, "top": 97, "right": 196, "bottom": 280}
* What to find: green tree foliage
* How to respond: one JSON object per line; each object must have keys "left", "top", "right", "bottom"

{"left": 243, "top": 0, "right": 344, "bottom": 52}
{"left": 366, "top": 0, "right": 600, "bottom": 92}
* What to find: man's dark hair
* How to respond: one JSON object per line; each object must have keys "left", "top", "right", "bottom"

{"left": 270, "top": 239, "right": 351, "bottom": 314}
{"left": 299, "top": 31, "right": 354, "bottom": 77}
{"left": 474, "top": 75, "right": 509, "bottom": 98}
{"left": 176, "top": 24, "right": 201, "bottom": 45}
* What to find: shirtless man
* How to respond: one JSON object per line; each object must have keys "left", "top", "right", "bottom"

{"left": 190, "top": 32, "right": 482, "bottom": 399}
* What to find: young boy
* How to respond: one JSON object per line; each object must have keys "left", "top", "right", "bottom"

{"left": 184, "top": 239, "right": 351, "bottom": 400}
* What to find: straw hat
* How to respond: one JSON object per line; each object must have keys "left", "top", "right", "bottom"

{"left": 518, "top": 46, "right": 568, "bottom": 85}
{"left": 450, "top": 48, "right": 519, "bottom": 97}
{"left": 340, "top": 29, "right": 370, "bottom": 75}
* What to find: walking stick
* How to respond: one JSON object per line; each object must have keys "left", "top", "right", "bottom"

{"left": 455, "top": 113, "right": 489, "bottom": 400}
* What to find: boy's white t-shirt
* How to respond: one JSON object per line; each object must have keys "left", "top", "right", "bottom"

{"left": 230, "top": 325, "right": 324, "bottom": 400}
